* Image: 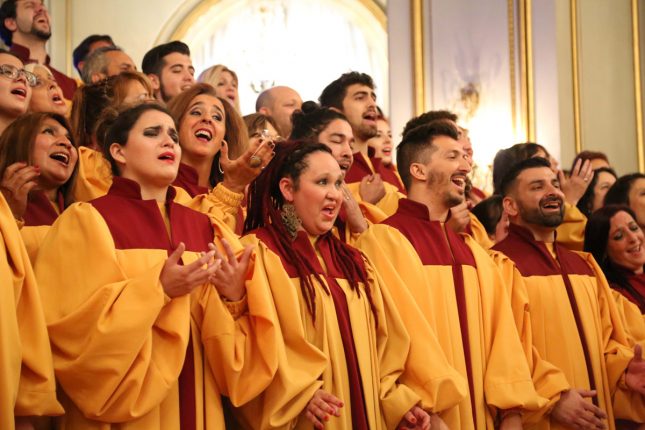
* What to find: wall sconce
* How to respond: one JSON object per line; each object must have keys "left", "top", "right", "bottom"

{"left": 459, "top": 82, "right": 480, "bottom": 121}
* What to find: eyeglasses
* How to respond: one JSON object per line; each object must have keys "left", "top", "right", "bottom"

{"left": 0, "top": 64, "right": 38, "bottom": 87}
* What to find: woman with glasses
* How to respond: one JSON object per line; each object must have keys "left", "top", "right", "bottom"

{"left": 0, "top": 49, "right": 37, "bottom": 134}
{"left": 24, "top": 63, "right": 68, "bottom": 116}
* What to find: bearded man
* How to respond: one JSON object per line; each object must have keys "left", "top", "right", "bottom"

{"left": 0, "top": 0, "right": 77, "bottom": 99}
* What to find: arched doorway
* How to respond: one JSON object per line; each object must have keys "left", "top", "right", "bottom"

{"left": 158, "top": 0, "right": 388, "bottom": 114}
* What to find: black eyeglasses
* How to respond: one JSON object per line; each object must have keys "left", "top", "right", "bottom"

{"left": 0, "top": 64, "right": 38, "bottom": 87}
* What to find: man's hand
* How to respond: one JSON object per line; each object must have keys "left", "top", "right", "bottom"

{"left": 551, "top": 388, "right": 607, "bottom": 429}
{"left": 446, "top": 201, "right": 471, "bottom": 233}
{"left": 626, "top": 344, "right": 645, "bottom": 395}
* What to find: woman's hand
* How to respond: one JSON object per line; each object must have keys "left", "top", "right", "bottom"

{"left": 558, "top": 158, "right": 593, "bottom": 206}
{"left": 208, "top": 240, "right": 253, "bottom": 302}
{"left": 342, "top": 184, "right": 368, "bottom": 234}
{"left": 0, "top": 162, "right": 40, "bottom": 219}
{"left": 160, "top": 243, "right": 221, "bottom": 298}
{"left": 359, "top": 173, "right": 386, "bottom": 204}
{"left": 397, "top": 405, "right": 431, "bottom": 429}
{"left": 220, "top": 138, "right": 275, "bottom": 193}
{"left": 302, "top": 389, "right": 343, "bottom": 429}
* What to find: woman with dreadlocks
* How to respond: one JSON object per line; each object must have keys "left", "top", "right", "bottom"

{"left": 229, "top": 141, "right": 432, "bottom": 430}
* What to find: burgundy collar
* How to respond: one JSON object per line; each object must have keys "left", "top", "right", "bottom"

{"left": 108, "top": 176, "right": 176, "bottom": 203}
{"left": 10, "top": 43, "right": 51, "bottom": 65}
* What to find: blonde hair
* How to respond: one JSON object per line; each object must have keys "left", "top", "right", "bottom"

{"left": 197, "top": 64, "right": 241, "bottom": 113}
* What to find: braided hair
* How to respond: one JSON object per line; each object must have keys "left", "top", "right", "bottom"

{"left": 244, "top": 141, "right": 378, "bottom": 323}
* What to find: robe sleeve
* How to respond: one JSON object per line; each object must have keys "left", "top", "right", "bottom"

{"left": 194, "top": 233, "right": 280, "bottom": 407}
{"left": 555, "top": 203, "right": 586, "bottom": 251}
{"left": 467, "top": 212, "right": 494, "bottom": 249}
{"left": 581, "top": 253, "right": 645, "bottom": 421}
{"left": 0, "top": 195, "right": 62, "bottom": 418}
{"left": 488, "top": 250, "right": 571, "bottom": 423}
{"left": 34, "top": 203, "right": 192, "bottom": 422}
{"left": 234, "top": 234, "right": 328, "bottom": 429}
{"left": 611, "top": 289, "right": 645, "bottom": 346}
{"left": 465, "top": 237, "right": 549, "bottom": 413}
{"left": 355, "top": 225, "right": 468, "bottom": 413}
{"left": 345, "top": 181, "right": 403, "bottom": 217}
{"left": 73, "top": 146, "right": 113, "bottom": 202}
{"left": 174, "top": 183, "right": 244, "bottom": 232}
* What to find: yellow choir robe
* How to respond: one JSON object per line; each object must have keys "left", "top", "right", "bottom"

{"left": 555, "top": 202, "right": 586, "bottom": 251}
{"left": 18, "top": 190, "right": 65, "bottom": 263}
{"left": 0, "top": 193, "right": 62, "bottom": 429}
{"left": 73, "top": 148, "right": 244, "bottom": 231}
{"left": 355, "top": 198, "right": 546, "bottom": 429}
{"left": 492, "top": 224, "right": 645, "bottom": 428}
{"left": 34, "top": 177, "right": 278, "bottom": 429}
{"left": 231, "top": 227, "right": 426, "bottom": 429}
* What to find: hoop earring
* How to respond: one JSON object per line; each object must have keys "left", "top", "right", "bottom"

{"left": 218, "top": 140, "right": 228, "bottom": 174}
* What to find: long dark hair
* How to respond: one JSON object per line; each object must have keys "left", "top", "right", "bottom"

{"left": 0, "top": 112, "right": 78, "bottom": 207}
{"left": 576, "top": 166, "right": 617, "bottom": 218}
{"left": 584, "top": 204, "right": 645, "bottom": 310}
{"left": 167, "top": 83, "right": 248, "bottom": 188}
{"left": 244, "top": 141, "right": 377, "bottom": 323}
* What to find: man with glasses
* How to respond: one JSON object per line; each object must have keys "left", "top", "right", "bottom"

{"left": 0, "top": 0, "right": 77, "bottom": 100}
{"left": 0, "top": 49, "right": 37, "bottom": 134}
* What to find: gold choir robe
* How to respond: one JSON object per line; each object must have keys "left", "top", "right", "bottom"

{"left": 232, "top": 227, "right": 424, "bottom": 429}
{"left": 34, "top": 177, "right": 278, "bottom": 429}
{"left": 0, "top": 193, "right": 62, "bottom": 429}
{"left": 19, "top": 190, "right": 64, "bottom": 263}
{"left": 73, "top": 148, "right": 243, "bottom": 231}
{"left": 555, "top": 202, "right": 587, "bottom": 251}
{"left": 355, "top": 198, "right": 546, "bottom": 429}
{"left": 492, "top": 224, "right": 645, "bottom": 428}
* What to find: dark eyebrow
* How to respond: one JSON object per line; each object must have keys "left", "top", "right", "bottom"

{"left": 528, "top": 179, "right": 545, "bottom": 186}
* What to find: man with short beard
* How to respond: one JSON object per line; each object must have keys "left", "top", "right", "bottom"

{"left": 491, "top": 157, "right": 645, "bottom": 428}
{"left": 319, "top": 71, "right": 403, "bottom": 216}
{"left": 356, "top": 121, "right": 549, "bottom": 429}
{"left": 0, "top": 0, "right": 77, "bottom": 99}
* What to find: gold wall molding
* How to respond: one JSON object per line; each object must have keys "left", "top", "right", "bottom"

{"left": 411, "top": 0, "right": 426, "bottom": 115}
{"left": 508, "top": 0, "right": 517, "bottom": 137}
{"left": 570, "top": 0, "right": 582, "bottom": 154}
{"left": 65, "top": 0, "right": 72, "bottom": 76}
{"left": 632, "top": 0, "right": 644, "bottom": 172}
{"left": 518, "top": 0, "right": 535, "bottom": 141}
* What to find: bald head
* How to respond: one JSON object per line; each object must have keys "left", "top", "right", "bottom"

{"left": 256, "top": 86, "right": 302, "bottom": 138}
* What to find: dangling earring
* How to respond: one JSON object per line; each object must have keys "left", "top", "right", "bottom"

{"left": 281, "top": 203, "right": 301, "bottom": 239}
{"left": 218, "top": 140, "right": 227, "bottom": 174}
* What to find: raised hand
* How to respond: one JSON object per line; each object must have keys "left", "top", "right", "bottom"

{"left": 208, "top": 239, "right": 253, "bottom": 302}
{"left": 626, "top": 344, "right": 645, "bottom": 395}
{"left": 220, "top": 137, "right": 275, "bottom": 193}
{"left": 0, "top": 162, "right": 40, "bottom": 219}
{"left": 341, "top": 184, "right": 367, "bottom": 234}
{"left": 558, "top": 158, "right": 593, "bottom": 206}
{"left": 160, "top": 242, "right": 221, "bottom": 298}
{"left": 551, "top": 388, "right": 607, "bottom": 429}
{"left": 446, "top": 201, "right": 471, "bottom": 233}
{"left": 397, "top": 405, "right": 431, "bottom": 430}
{"left": 302, "top": 389, "right": 343, "bottom": 429}
{"left": 359, "top": 173, "right": 385, "bottom": 204}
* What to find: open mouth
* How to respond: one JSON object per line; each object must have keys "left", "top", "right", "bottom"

{"left": 11, "top": 87, "right": 27, "bottom": 98}
{"left": 50, "top": 152, "right": 70, "bottom": 166}
{"left": 451, "top": 175, "right": 466, "bottom": 190}
{"left": 338, "top": 159, "right": 351, "bottom": 171}
{"left": 322, "top": 204, "right": 337, "bottom": 219}
{"left": 158, "top": 152, "right": 176, "bottom": 163}
{"left": 363, "top": 111, "right": 377, "bottom": 123}
{"left": 194, "top": 128, "right": 213, "bottom": 142}
{"left": 628, "top": 244, "right": 643, "bottom": 255}
{"left": 541, "top": 198, "right": 562, "bottom": 211}
{"left": 51, "top": 93, "right": 64, "bottom": 105}
{"left": 382, "top": 147, "right": 392, "bottom": 155}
